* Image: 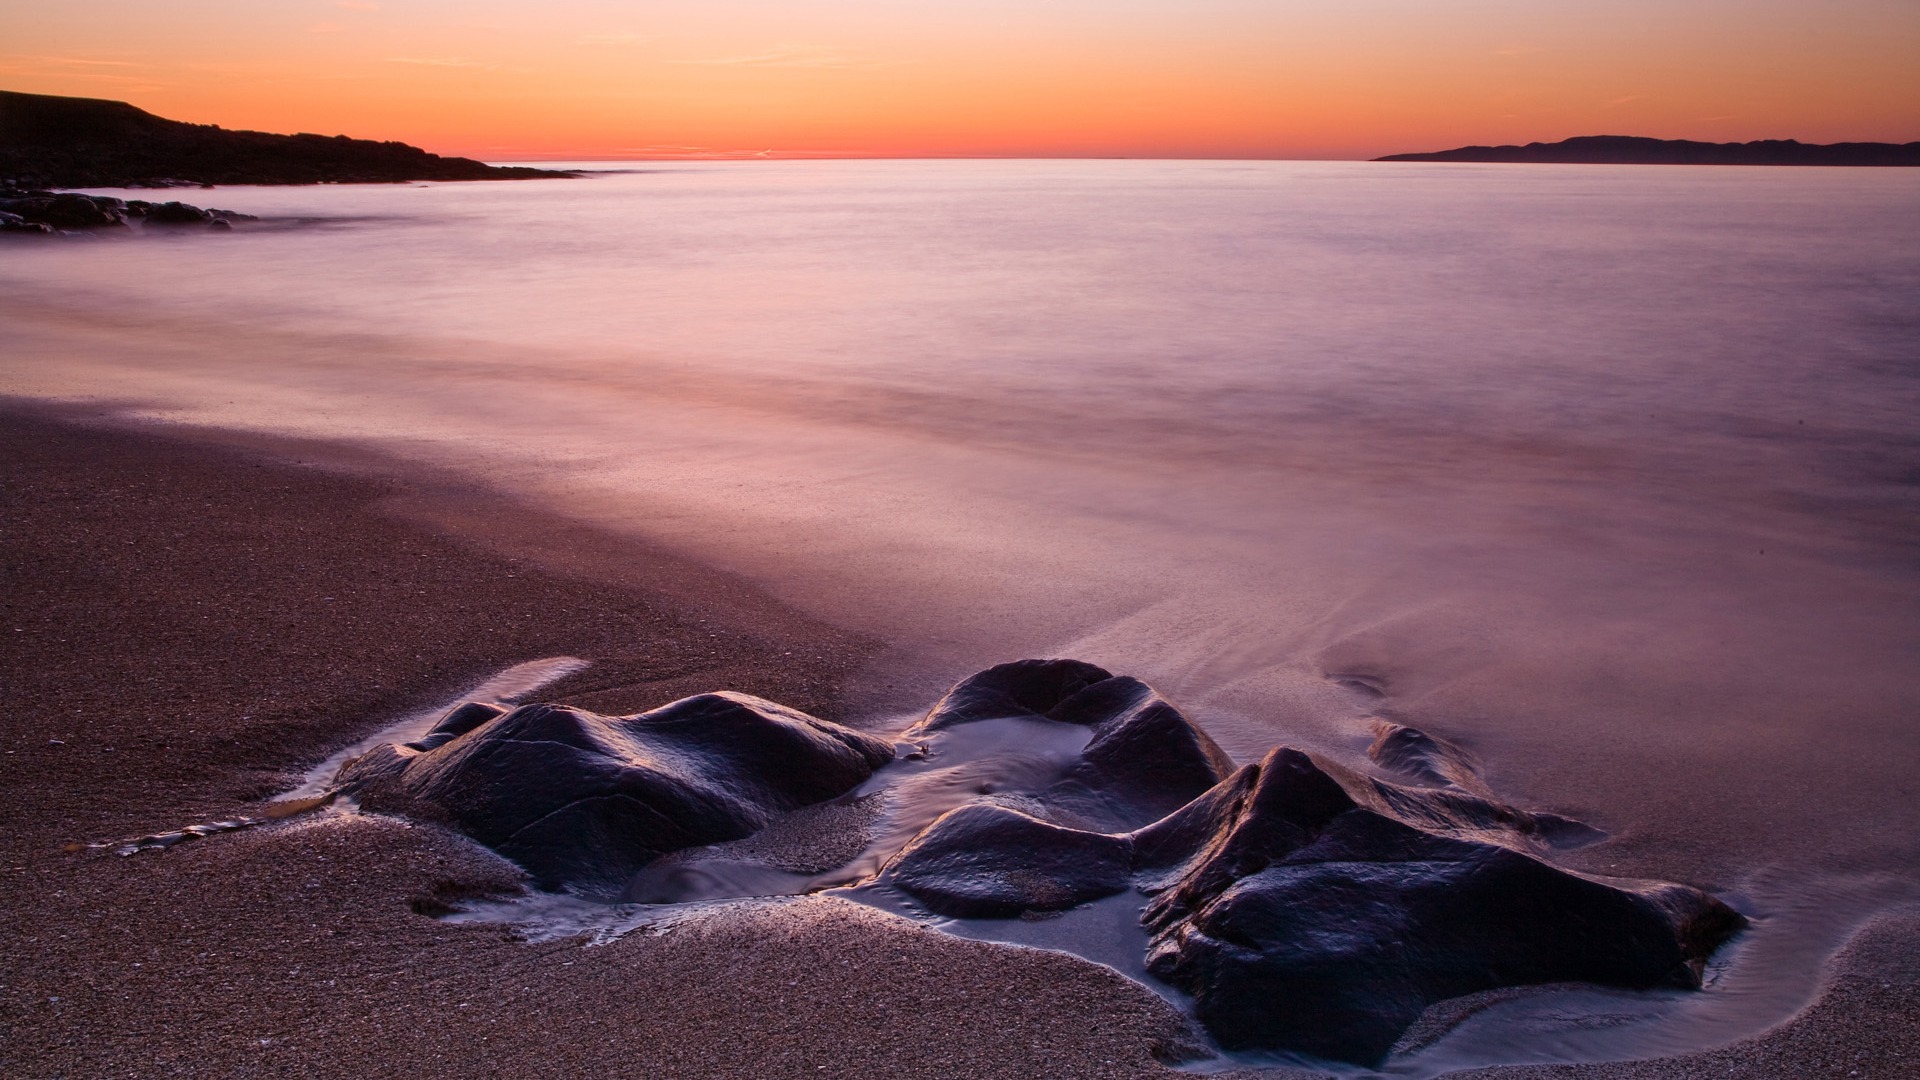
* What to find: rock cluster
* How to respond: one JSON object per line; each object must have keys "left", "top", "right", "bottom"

{"left": 335, "top": 658, "right": 1745, "bottom": 1066}
{"left": 874, "top": 661, "right": 1743, "bottom": 1063}
{"left": 337, "top": 693, "right": 895, "bottom": 896}
{"left": 0, "top": 188, "right": 256, "bottom": 234}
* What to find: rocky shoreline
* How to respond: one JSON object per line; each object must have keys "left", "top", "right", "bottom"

{"left": 332, "top": 657, "right": 1746, "bottom": 1067}
{"left": 0, "top": 187, "right": 256, "bottom": 234}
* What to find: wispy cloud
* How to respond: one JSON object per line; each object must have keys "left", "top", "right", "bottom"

{"left": 577, "top": 31, "right": 654, "bottom": 46}
{"left": 671, "top": 44, "right": 890, "bottom": 69}
{"left": 615, "top": 145, "right": 881, "bottom": 159}
{"left": 1605, "top": 95, "right": 1644, "bottom": 108}
{"left": 387, "top": 56, "right": 488, "bottom": 68}
{"left": 0, "top": 56, "right": 168, "bottom": 94}
{"left": 4, "top": 54, "right": 143, "bottom": 67}
{"left": 306, "top": 22, "right": 346, "bottom": 34}
{"left": 0, "top": 54, "right": 156, "bottom": 85}
{"left": 1493, "top": 45, "right": 1542, "bottom": 57}
{"left": 0, "top": 70, "right": 155, "bottom": 85}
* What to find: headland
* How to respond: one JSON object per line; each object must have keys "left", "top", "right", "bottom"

{"left": 1377, "top": 135, "right": 1920, "bottom": 166}
{"left": 0, "top": 90, "right": 575, "bottom": 188}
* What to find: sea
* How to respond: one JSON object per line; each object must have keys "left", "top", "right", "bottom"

{"left": 4, "top": 159, "right": 1917, "bottom": 1073}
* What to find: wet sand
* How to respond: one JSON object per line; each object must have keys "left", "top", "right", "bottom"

{"left": 1, "top": 407, "right": 1913, "bottom": 1079}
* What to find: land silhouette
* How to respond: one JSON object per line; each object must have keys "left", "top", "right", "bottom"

{"left": 0, "top": 90, "right": 573, "bottom": 187}
{"left": 1379, "top": 134, "right": 1920, "bottom": 166}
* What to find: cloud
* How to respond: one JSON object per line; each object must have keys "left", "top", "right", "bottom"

{"left": 387, "top": 56, "right": 487, "bottom": 68}
{"left": 577, "top": 31, "right": 654, "bottom": 46}
{"left": 335, "top": 1, "right": 379, "bottom": 10}
{"left": 671, "top": 44, "right": 890, "bottom": 69}
{"left": 1493, "top": 45, "right": 1542, "bottom": 57}
{"left": 4, "top": 54, "right": 142, "bottom": 67}
{"left": 306, "top": 22, "right": 346, "bottom": 33}
{"left": 0, "top": 70, "right": 152, "bottom": 84}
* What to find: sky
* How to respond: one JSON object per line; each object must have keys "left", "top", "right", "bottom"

{"left": 5, "top": 0, "right": 1918, "bottom": 160}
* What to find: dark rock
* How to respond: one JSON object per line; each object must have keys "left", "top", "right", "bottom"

{"left": 337, "top": 693, "right": 895, "bottom": 895}
{"left": 143, "top": 200, "right": 213, "bottom": 224}
{"left": 1366, "top": 720, "right": 1485, "bottom": 792}
{"left": 0, "top": 211, "right": 54, "bottom": 234}
{"left": 1050, "top": 676, "right": 1236, "bottom": 828}
{"left": 333, "top": 659, "right": 1744, "bottom": 1066}
{"left": 0, "top": 190, "right": 258, "bottom": 234}
{"left": 887, "top": 802, "right": 1135, "bottom": 917}
{"left": 1366, "top": 721, "right": 1610, "bottom": 848}
{"left": 913, "top": 658, "right": 1115, "bottom": 731}
{"left": 1137, "top": 747, "right": 1746, "bottom": 1065}
{"left": 208, "top": 218, "right": 233, "bottom": 231}
{"left": 408, "top": 701, "right": 506, "bottom": 752}
{"left": 907, "top": 660, "right": 1234, "bottom": 831}
{"left": 0, "top": 192, "right": 125, "bottom": 228}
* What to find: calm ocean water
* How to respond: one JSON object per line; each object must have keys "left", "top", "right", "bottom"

{"left": 5, "top": 160, "right": 1918, "bottom": 1069}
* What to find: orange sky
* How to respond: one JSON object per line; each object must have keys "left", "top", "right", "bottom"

{"left": 6, "top": 0, "right": 1918, "bottom": 160}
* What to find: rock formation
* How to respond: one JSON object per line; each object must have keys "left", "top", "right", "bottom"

{"left": 337, "top": 693, "right": 895, "bottom": 895}
{"left": 1132, "top": 747, "right": 1742, "bottom": 1063}
{"left": 0, "top": 188, "right": 256, "bottom": 233}
{"left": 334, "top": 658, "right": 1745, "bottom": 1066}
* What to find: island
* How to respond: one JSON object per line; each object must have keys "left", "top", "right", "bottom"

{"left": 1376, "top": 134, "right": 1920, "bottom": 166}
{"left": 0, "top": 90, "right": 575, "bottom": 188}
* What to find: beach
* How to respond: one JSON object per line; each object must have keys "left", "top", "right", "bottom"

{"left": 0, "top": 408, "right": 1216, "bottom": 1079}
{"left": 2, "top": 158, "right": 1917, "bottom": 1075}
{"left": 2, "top": 407, "right": 1913, "bottom": 1079}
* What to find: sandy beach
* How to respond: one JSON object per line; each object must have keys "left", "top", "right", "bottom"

{"left": 1, "top": 406, "right": 1913, "bottom": 1079}
{"left": 0, "top": 406, "right": 1223, "bottom": 1079}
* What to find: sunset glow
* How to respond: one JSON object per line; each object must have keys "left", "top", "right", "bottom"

{"left": 6, "top": 0, "right": 1918, "bottom": 159}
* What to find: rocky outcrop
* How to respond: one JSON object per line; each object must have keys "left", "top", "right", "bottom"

{"left": 337, "top": 693, "right": 895, "bottom": 896}
{"left": 0, "top": 192, "right": 124, "bottom": 228}
{"left": 905, "top": 660, "right": 1235, "bottom": 830}
{"left": 0, "top": 90, "right": 576, "bottom": 188}
{"left": 910, "top": 658, "right": 1116, "bottom": 732}
{"left": 338, "top": 659, "right": 1745, "bottom": 1066}
{"left": 0, "top": 188, "right": 258, "bottom": 233}
{"left": 888, "top": 803, "right": 1134, "bottom": 917}
{"left": 876, "top": 662, "right": 1742, "bottom": 1065}
{"left": 1134, "top": 748, "right": 1743, "bottom": 1064}
{"left": 1052, "top": 675, "right": 1239, "bottom": 827}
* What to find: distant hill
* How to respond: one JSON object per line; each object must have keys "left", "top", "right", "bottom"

{"left": 0, "top": 90, "right": 574, "bottom": 187}
{"left": 1377, "top": 135, "right": 1920, "bottom": 166}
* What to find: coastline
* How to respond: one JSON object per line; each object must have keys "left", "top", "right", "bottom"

{"left": 0, "top": 406, "right": 1214, "bottom": 1080}
{"left": 1, "top": 406, "right": 1913, "bottom": 1079}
